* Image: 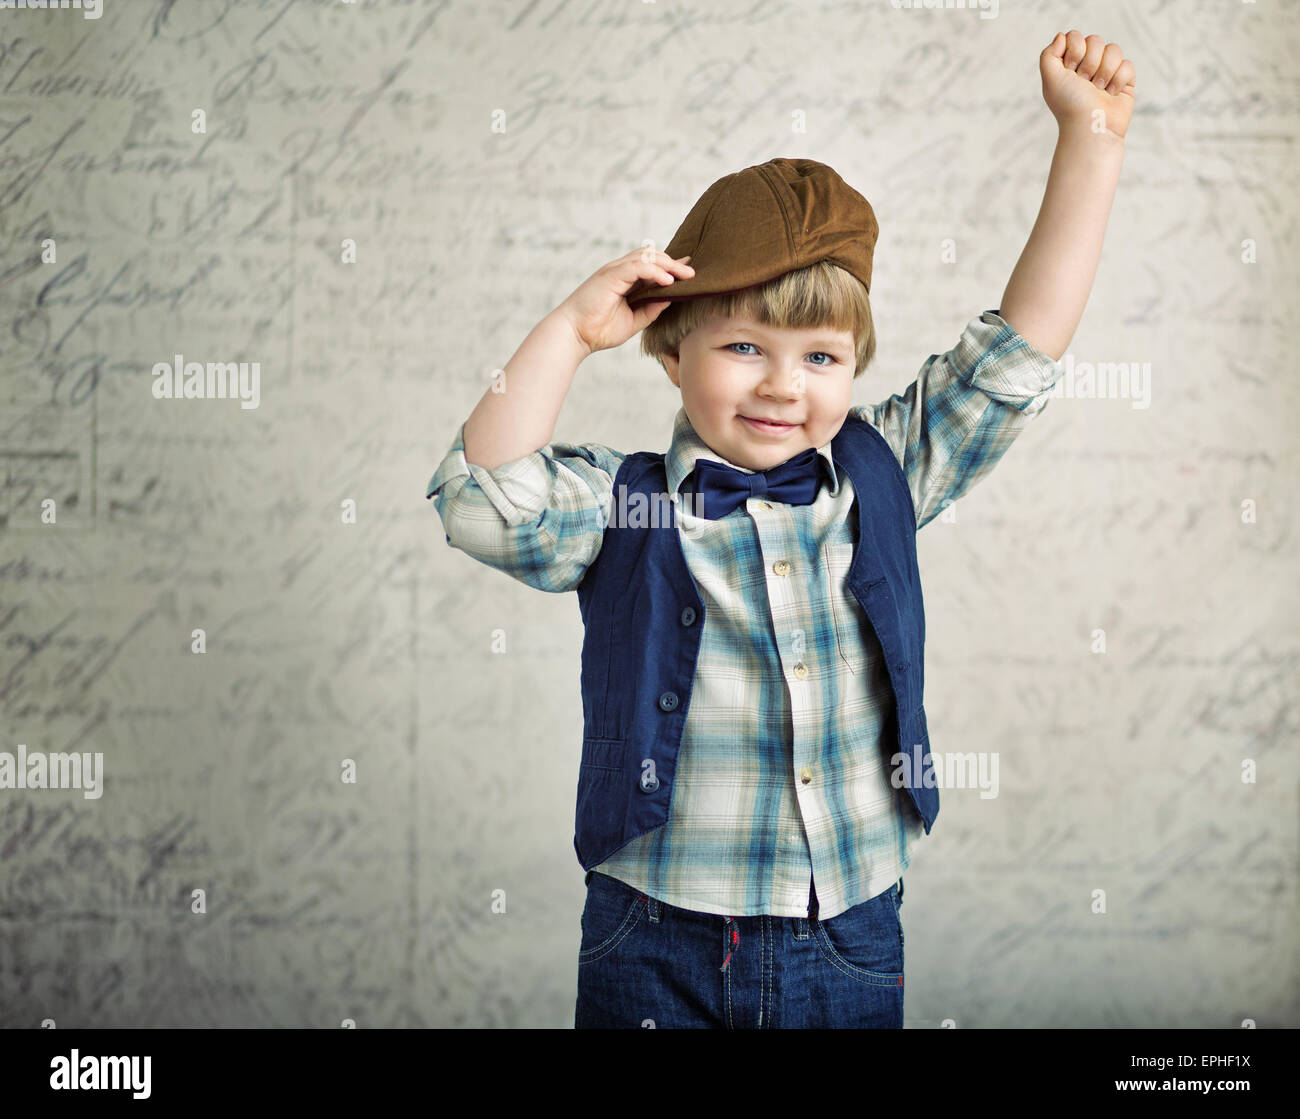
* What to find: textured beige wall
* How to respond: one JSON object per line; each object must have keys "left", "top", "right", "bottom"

{"left": 0, "top": 0, "right": 1295, "bottom": 1028}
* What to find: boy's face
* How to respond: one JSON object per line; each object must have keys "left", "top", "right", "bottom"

{"left": 663, "top": 313, "right": 857, "bottom": 472}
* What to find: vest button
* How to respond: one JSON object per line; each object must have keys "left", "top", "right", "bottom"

{"left": 680, "top": 606, "right": 696, "bottom": 626}
{"left": 800, "top": 766, "right": 813, "bottom": 784}
{"left": 658, "top": 692, "right": 679, "bottom": 712}
{"left": 640, "top": 773, "right": 660, "bottom": 793}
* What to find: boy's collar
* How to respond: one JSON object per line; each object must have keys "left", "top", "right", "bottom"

{"left": 665, "top": 406, "right": 841, "bottom": 500}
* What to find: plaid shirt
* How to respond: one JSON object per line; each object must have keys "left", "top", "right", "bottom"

{"left": 428, "top": 309, "right": 1062, "bottom": 918}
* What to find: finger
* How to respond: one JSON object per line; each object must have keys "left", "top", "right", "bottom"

{"left": 629, "top": 246, "right": 693, "bottom": 269}
{"left": 632, "top": 299, "right": 672, "bottom": 332}
{"left": 1090, "top": 41, "right": 1124, "bottom": 89}
{"left": 1106, "top": 59, "right": 1136, "bottom": 95}
{"left": 655, "top": 251, "right": 693, "bottom": 269}
{"left": 1043, "top": 31, "right": 1066, "bottom": 61}
{"left": 620, "top": 256, "right": 679, "bottom": 288}
{"left": 627, "top": 245, "right": 666, "bottom": 266}
{"left": 1077, "top": 34, "right": 1106, "bottom": 81}
{"left": 641, "top": 253, "right": 695, "bottom": 280}
{"left": 1062, "top": 29, "right": 1087, "bottom": 71}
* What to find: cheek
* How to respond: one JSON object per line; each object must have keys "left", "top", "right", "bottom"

{"left": 685, "top": 367, "right": 734, "bottom": 414}
{"left": 809, "top": 382, "right": 852, "bottom": 427}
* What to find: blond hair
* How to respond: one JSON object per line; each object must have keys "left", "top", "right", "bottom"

{"left": 639, "top": 260, "right": 875, "bottom": 378}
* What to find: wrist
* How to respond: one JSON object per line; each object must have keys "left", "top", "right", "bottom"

{"left": 1056, "top": 115, "right": 1127, "bottom": 147}
{"left": 551, "top": 305, "right": 594, "bottom": 360}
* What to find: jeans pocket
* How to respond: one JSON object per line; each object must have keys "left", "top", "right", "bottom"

{"left": 814, "top": 884, "right": 904, "bottom": 984}
{"left": 578, "top": 873, "right": 647, "bottom": 965}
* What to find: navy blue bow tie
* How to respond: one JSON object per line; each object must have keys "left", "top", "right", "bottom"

{"left": 682, "top": 447, "right": 823, "bottom": 520}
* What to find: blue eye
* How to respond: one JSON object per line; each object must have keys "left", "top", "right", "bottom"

{"left": 725, "top": 343, "right": 838, "bottom": 365}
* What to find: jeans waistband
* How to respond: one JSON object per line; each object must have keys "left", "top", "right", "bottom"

{"left": 586, "top": 868, "right": 822, "bottom": 921}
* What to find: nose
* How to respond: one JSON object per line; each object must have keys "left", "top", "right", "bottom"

{"left": 757, "top": 363, "right": 805, "bottom": 400}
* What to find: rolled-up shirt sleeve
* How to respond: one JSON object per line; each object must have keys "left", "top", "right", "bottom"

{"left": 852, "top": 309, "right": 1063, "bottom": 531}
{"left": 426, "top": 421, "right": 625, "bottom": 593}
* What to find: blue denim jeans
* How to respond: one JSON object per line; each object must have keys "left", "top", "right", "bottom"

{"left": 575, "top": 870, "right": 905, "bottom": 1028}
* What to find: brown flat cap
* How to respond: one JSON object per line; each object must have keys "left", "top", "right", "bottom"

{"left": 625, "top": 156, "right": 879, "bottom": 309}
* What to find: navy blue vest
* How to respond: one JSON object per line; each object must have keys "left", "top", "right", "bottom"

{"left": 572, "top": 411, "right": 936, "bottom": 870}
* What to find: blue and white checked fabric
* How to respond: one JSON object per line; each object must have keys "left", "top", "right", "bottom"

{"left": 428, "top": 309, "right": 1062, "bottom": 918}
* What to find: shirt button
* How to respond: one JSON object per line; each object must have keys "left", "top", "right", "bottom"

{"left": 680, "top": 606, "right": 696, "bottom": 626}
{"left": 658, "top": 692, "right": 679, "bottom": 712}
{"left": 793, "top": 662, "right": 809, "bottom": 680}
{"left": 773, "top": 560, "right": 792, "bottom": 576}
{"left": 759, "top": 501, "right": 772, "bottom": 511}
{"left": 800, "top": 767, "right": 813, "bottom": 784}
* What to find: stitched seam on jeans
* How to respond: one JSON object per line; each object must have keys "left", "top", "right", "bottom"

{"left": 724, "top": 924, "right": 734, "bottom": 1029}
{"left": 578, "top": 897, "right": 644, "bottom": 963}
{"left": 812, "top": 922, "right": 904, "bottom": 987}
{"left": 763, "top": 916, "right": 773, "bottom": 1030}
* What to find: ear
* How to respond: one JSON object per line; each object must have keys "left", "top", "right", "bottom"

{"left": 663, "top": 351, "right": 681, "bottom": 388}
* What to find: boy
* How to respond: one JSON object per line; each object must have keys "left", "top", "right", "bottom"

{"left": 428, "top": 30, "right": 1134, "bottom": 1028}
